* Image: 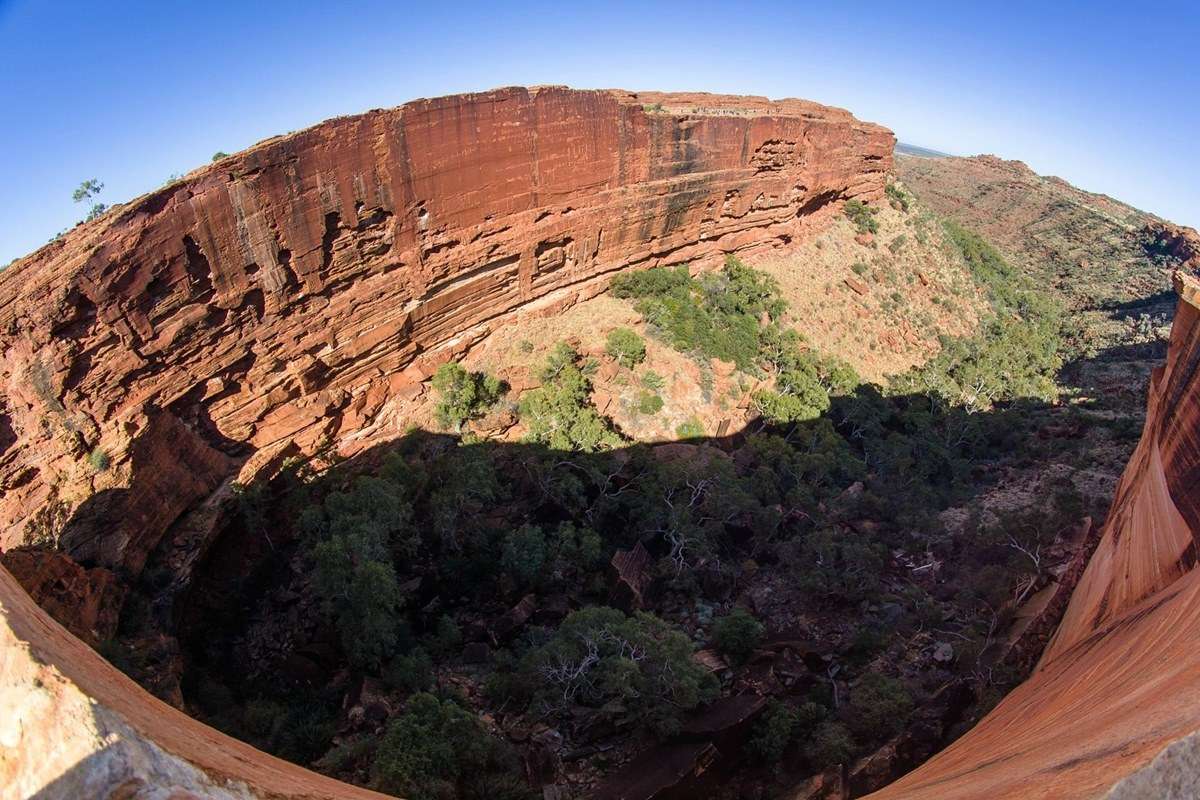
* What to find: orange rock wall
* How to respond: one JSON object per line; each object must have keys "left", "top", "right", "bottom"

{"left": 0, "top": 86, "right": 892, "bottom": 574}
{"left": 867, "top": 273, "right": 1200, "bottom": 799}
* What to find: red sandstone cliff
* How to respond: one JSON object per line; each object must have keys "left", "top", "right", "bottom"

{"left": 0, "top": 86, "right": 892, "bottom": 577}
{"left": 866, "top": 272, "right": 1200, "bottom": 799}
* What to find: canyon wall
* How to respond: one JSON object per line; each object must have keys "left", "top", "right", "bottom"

{"left": 0, "top": 86, "right": 892, "bottom": 576}
{"left": 867, "top": 272, "right": 1200, "bottom": 799}
{"left": 0, "top": 87, "right": 890, "bottom": 798}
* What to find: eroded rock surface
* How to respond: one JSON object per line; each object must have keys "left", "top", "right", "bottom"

{"left": 0, "top": 86, "right": 891, "bottom": 799}
{"left": 0, "top": 86, "right": 892, "bottom": 577}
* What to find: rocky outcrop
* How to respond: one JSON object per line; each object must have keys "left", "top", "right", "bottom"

{"left": 0, "top": 564, "right": 387, "bottom": 800}
{"left": 0, "top": 86, "right": 892, "bottom": 576}
{"left": 0, "top": 548, "right": 124, "bottom": 646}
{"left": 866, "top": 272, "right": 1200, "bottom": 799}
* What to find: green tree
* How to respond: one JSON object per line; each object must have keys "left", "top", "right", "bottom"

{"left": 432, "top": 362, "right": 505, "bottom": 431}
{"left": 523, "top": 606, "right": 718, "bottom": 737}
{"left": 73, "top": 178, "right": 107, "bottom": 222}
{"left": 372, "top": 693, "right": 530, "bottom": 800}
{"left": 605, "top": 327, "right": 647, "bottom": 368}
{"left": 749, "top": 700, "right": 798, "bottom": 763}
{"left": 304, "top": 458, "right": 417, "bottom": 669}
{"left": 501, "top": 524, "right": 548, "bottom": 587}
{"left": 712, "top": 606, "right": 764, "bottom": 663}
{"left": 212, "top": 151, "right": 230, "bottom": 161}
{"left": 518, "top": 343, "right": 623, "bottom": 451}
{"left": 806, "top": 721, "right": 855, "bottom": 768}
{"left": 845, "top": 672, "right": 914, "bottom": 742}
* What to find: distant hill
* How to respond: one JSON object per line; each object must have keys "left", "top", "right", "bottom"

{"left": 896, "top": 152, "right": 1181, "bottom": 311}
{"left": 896, "top": 142, "right": 952, "bottom": 158}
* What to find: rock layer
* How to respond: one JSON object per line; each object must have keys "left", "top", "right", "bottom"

{"left": 0, "top": 86, "right": 892, "bottom": 575}
{"left": 866, "top": 272, "right": 1200, "bottom": 799}
{"left": 0, "top": 86, "right": 891, "bottom": 798}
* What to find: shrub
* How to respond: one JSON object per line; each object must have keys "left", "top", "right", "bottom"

{"left": 88, "top": 447, "right": 110, "bottom": 472}
{"left": 712, "top": 606, "right": 764, "bottom": 663}
{"left": 371, "top": 693, "right": 528, "bottom": 800}
{"left": 606, "top": 327, "right": 647, "bottom": 368}
{"left": 432, "top": 362, "right": 505, "bottom": 431}
{"left": 212, "top": 151, "right": 230, "bottom": 161}
{"left": 851, "top": 261, "right": 869, "bottom": 276}
{"left": 637, "top": 390, "right": 664, "bottom": 415}
{"left": 844, "top": 199, "right": 879, "bottom": 234}
{"left": 522, "top": 606, "right": 718, "bottom": 737}
{"left": 845, "top": 672, "right": 914, "bottom": 742}
{"left": 749, "top": 700, "right": 797, "bottom": 763}
{"left": 805, "top": 721, "right": 855, "bottom": 768}
{"left": 885, "top": 183, "right": 911, "bottom": 212}
{"left": 501, "top": 524, "right": 548, "bottom": 587}
{"left": 641, "top": 370, "right": 666, "bottom": 391}
{"left": 383, "top": 649, "right": 435, "bottom": 693}
{"left": 675, "top": 417, "right": 705, "bottom": 438}
{"left": 519, "top": 343, "right": 623, "bottom": 452}
{"left": 427, "top": 615, "right": 463, "bottom": 659}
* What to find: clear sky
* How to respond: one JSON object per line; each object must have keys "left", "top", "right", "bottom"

{"left": 2, "top": 0, "right": 1198, "bottom": 266}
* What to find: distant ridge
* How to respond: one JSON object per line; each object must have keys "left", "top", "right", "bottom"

{"left": 896, "top": 141, "right": 952, "bottom": 158}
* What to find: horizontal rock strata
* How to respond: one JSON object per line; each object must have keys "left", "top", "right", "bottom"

{"left": 0, "top": 86, "right": 892, "bottom": 575}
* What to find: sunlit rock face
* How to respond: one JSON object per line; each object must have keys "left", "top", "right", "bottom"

{"left": 0, "top": 87, "right": 891, "bottom": 798}
{"left": 0, "top": 86, "right": 892, "bottom": 576}
{"left": 867, "top": 272, "right": 1200, "bottom": 800}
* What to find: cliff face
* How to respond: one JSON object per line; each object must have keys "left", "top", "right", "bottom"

{"left": 0, "top": 86, "right": 893, "bottom": 575}
{"left": 867, "top": 273, "right": 1200, "bottom": 799}
{"left": 0, "top": 87, "right": 892, "bottom": 798}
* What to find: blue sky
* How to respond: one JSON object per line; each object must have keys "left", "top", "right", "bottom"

{"left": 2, "top": 0, "right": 1197, "bottom": 266}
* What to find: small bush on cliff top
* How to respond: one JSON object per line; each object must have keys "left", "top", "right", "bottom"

{"left": 432, "top": 362, "right": 505, "bottom": 432}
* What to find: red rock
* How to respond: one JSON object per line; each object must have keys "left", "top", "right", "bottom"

{"left": 610, "top": 541, "right": 652, "bottom": 611}
{"left": 844, "top": 276, "right": 869, "bottom": 295}
{"left": 0, "top": 549, "right": 125, "bottom": 645}
{"left": 0, "top": 87, "right": 892, "bottom": 576}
